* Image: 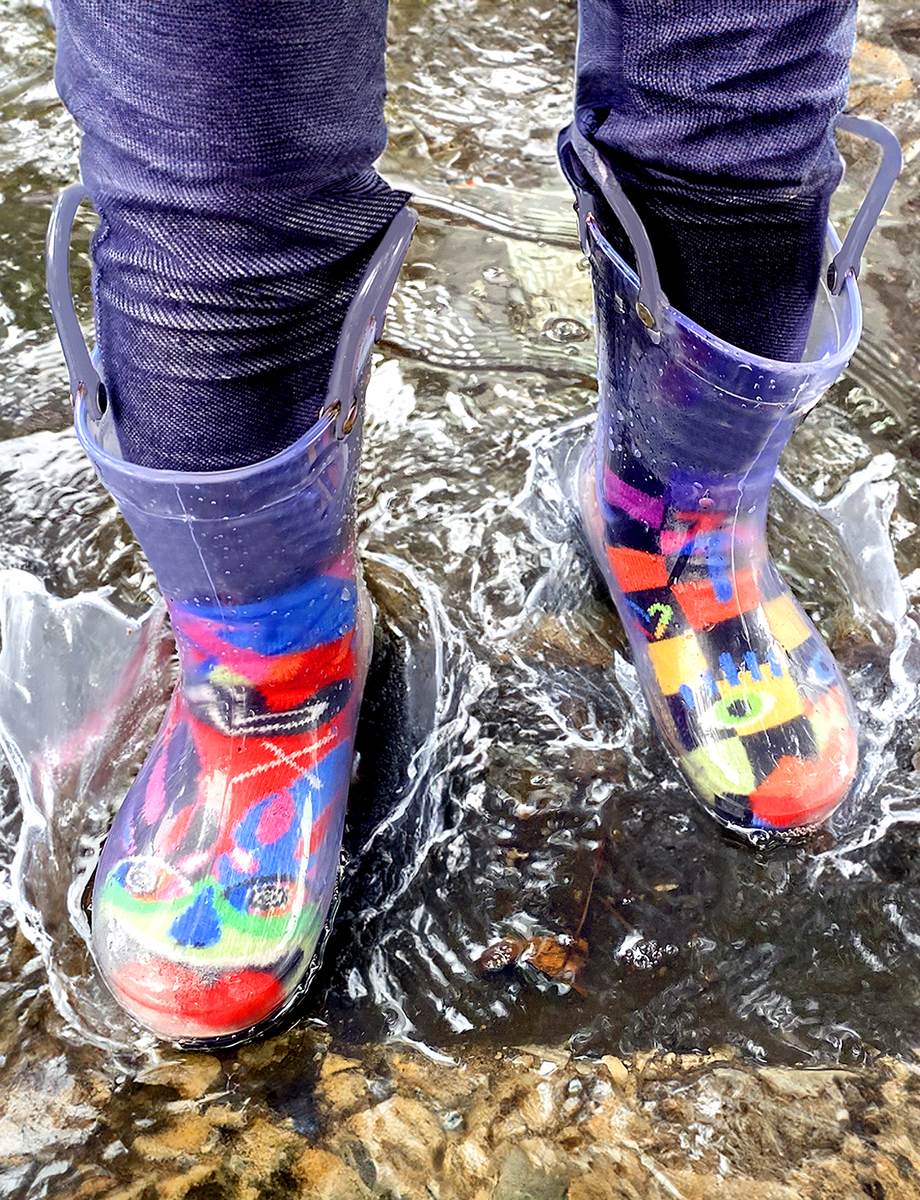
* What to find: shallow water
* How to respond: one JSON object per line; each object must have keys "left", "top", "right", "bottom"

{"left": 1, "top": 0, "right": 920, "bottom": 1186}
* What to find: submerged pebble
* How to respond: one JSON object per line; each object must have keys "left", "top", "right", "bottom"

{"left": 0, "top": 0, "right": 919, "bottom": 1195}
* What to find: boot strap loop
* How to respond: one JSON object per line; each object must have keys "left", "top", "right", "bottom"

{"left": 45, "top": 183, "right": 105, "bottom": 420}
{"left": 47, "top": 188, "right": 418, "bottom": 444}
{"left": 569, "top": 124, "right": 665, "bottom": 345}
{"left": 827, "top": 114, "right": 902, "bottom": 295}
{"left": 570, "top": 114, "right": 902, "bottom": 337}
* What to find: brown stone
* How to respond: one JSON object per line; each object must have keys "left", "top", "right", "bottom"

{"left": 135, "top": 1054, "right": 223, "bottom": 1100}
{"left": 23, "top": 1043, "right": 920, "bottom": 1200}
{"left": 849, "top": 38, "right": 914, "bottom": 113}
{"left": 294, "top": 1146, "right": 374, "bottom": 1200}
{"left": 526, "top": 612, "right": 615, "bottom": 668}
{"left": 667, "top": 1171, "right": 801, "bottom": 1200}
{"left": 320, "top": 1052, "right": 362, "bottom": 1078}
{"left": 444, "top": 1133, "right": 495, "bottom": 1186}
{"left": 601, "top": 1055, "right": 629, "bottom": 1087}
{"left": 568, "top": 1152, "right": 664, "bottom": 1200}
{"left": 347, "top": 1095, "right": 446, "bottom": 1197}
{"left": 68, "top": 1174, "right": 117, "bottom": 1199}
{"left": 133, "top": 1113, "right": 216, "bottom": 1159}
{"left": 492, "top": 1144, "right": 568, "bottom": 1200}
{"left": 158, "top": 1164, "right": 222, "bottom": 1200}
{"left": 231, "top": 1114, "right": 303, "bottom": 1180}
{"left": 757, "top": 1066, "right": 852, "bottom": 1099}
{"left": 318, "top": 1064, "right": 369, "bottom": 1117}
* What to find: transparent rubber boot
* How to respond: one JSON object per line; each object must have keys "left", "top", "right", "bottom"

{"left": 561, "top": 118, "right": 900, "bottom": 834}
{"left": 47, "top": 185, "right": 417, "bottom": 1038}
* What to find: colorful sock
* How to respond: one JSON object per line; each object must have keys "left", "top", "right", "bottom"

{"left": 580, "top": 427, "right": 858, "bottom": 832}
{"left": 92, "top": 557, "right": 371, "bottom": 1038}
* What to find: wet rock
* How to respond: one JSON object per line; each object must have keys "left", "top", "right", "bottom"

{"left": 132, "top": 1112, "right": 217, "bottom": 1160}
{"left": 321, "top": 1051, "right": 362, "bottom": 1077}
{"left": 583, "top": 1083, "right": 651, "bottom": 1147}
{"left": 757, "top": 1066, "right": 853, "bottom": 1099}
{"left": 0, "top": 1054, "right": 98, "bottom": 1162}
{"left": 493, "top": 1144, "right": 568, "bottom": 1200}
{"left": 158, "top": 1164, "right": 224, "bottom": 1200}
{"left": 28, "top": 1046, "right": 920, "bottom": 1200}
{"left": 525, "top": 612, "right": 617, "bottom": 669}
{"left": 293, "top": 1146, "right": 374, "bottom": 1200}
{"left": 135, "top": 1054, "right": 223, "bottom": 1100}
{"left": 317, "top": 1053, "right": 370, "bottom": 1119}
{"left": 389, "top": 1051, "right": 489, "bottom": 1118}
{"left": 667, "top": 1172, "right": 800, "bottom": 1200}
{"left": 600, "top": 1054, "right": 629, "bottom": 1088}
{"left": 443, "top": 1132, "right": 495, "bottom": 1189}
{"left": 849, "top": 38, "right": 914, "bottom": 113}
{"left": 569, "top": 1151, "right": 688, "bottom": 1200}
{"left": 345, "top": 1095, "right": 446, "bottom": 1197}
{"left": 508, "top": 1078, "right": 558, "bottom": 1136}
{"left": 234, "top": 1026, "right": 328, "bottom": 1075}
{"left": 69, "top": 1171, "right": 119, "bottom": 1199}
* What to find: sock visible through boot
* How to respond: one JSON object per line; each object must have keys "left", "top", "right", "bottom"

{"left": 616, "top": 175, "right": 831, "bottom": 362}
{"left": 581, "top": 152, "right": 831, "bottom": 363}
{"left": 570, "top": 196, "right": 861, "bottom": 832}
{"left": 579, "top": 441, "right": 859, "bottom": 831}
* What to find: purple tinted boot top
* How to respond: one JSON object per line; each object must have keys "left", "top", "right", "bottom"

{"left": 47, "top": 188, "right": 417, "bottom": 1038}
{"left": 562, "top": 119, "right": 900, "bottom": 834}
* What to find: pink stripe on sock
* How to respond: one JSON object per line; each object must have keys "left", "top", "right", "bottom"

{"left": 660, "top": 529, "right": 693, "bottom": 556}
{"left": 603, "top": 467, "right": 664, "bottom": 529}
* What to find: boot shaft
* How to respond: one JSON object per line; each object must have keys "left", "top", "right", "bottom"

{"left": 587, "top": 216, "right": 862, "bottom": 517}
{"left": 50, "top": 192, "right": 419, "bottom": 606}
{"left": 76, "top": 401, "right": 360, "bottom": 605}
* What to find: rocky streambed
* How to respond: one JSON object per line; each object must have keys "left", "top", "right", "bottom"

{"left": 4, "top": 1019, "right": 920, "bottom": 1200}
{"left": 2, "top": 1, "right": 920, "bottom": 1197}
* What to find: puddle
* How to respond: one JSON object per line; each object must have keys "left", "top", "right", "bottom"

{"left": 0, "top": 0, "right": 920, "bottom": 1191}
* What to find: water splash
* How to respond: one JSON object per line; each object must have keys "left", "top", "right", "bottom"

{"left": 0, "top": 569, "right": 170, "bottom": 1057}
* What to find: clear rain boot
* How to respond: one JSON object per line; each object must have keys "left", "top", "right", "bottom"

{"left": 561, "top": 116, "right": 900, "bottom": 834}
{"left": 47, "top": 184, "right": 416, "bottom": 1039}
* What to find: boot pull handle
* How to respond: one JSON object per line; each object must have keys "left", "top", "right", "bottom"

{"left": 569, "top": 123, "right": 666, "bottom": 345}
{"left": 570, "top": 113, "right": 902, "bottom": 338}
{"left": 45, "top": 183, "right": 105, "bottom": 421}
{"left": 827, "top": 114, "right": 902, "bottom": 295}
{"left": 47, "top": 184, "right": 418, "bottom": 441}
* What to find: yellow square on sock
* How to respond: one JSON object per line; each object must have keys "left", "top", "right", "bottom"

{"left": 648, "top": 632, "right": 708, "bottom": 696}
{"left": 763, "top": 593, "right": 811, "bottom": 652}
{"left": 714, "top": 669, "right": 803, "bottom": 735}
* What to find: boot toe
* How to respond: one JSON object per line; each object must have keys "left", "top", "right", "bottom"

{"left": 676, "top": 682, "right": 858, "bottom": 833}
{"left": 111, "top": 957, "right": 288, "bottom": 1040}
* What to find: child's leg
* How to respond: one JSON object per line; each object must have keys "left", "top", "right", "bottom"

{"left": 55, "top": 0, "right": 408, "bottom": 470}
{"left": 51, "top": 1, "right": 414, "bottom": 1039}
{"left": 563, "top": 1, "right": 867, "bottom": 831}
{"left": 573, "top": 0, "right": 855, "bottom": 360}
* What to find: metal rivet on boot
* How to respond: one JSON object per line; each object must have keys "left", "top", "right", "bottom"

{"left": 635, "top": 301, "right": 656, "bottom": 330}
{"left": 341, "top": 401, "right": 358, "bottom": 435}
{"left": 322, "top": 400, "right": 341, "bottom": 425}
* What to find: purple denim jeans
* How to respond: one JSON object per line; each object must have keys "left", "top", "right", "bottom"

{"left": 55, "top": 0, "right": 855, "bottom": 467}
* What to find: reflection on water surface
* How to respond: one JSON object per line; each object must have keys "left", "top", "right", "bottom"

{"left": 0, "top": 0, "right": 920, "bottom": 1190}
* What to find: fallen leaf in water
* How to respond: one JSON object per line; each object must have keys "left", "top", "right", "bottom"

{"left": 478, "top": 934, "right": 588, "bottom": 994}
